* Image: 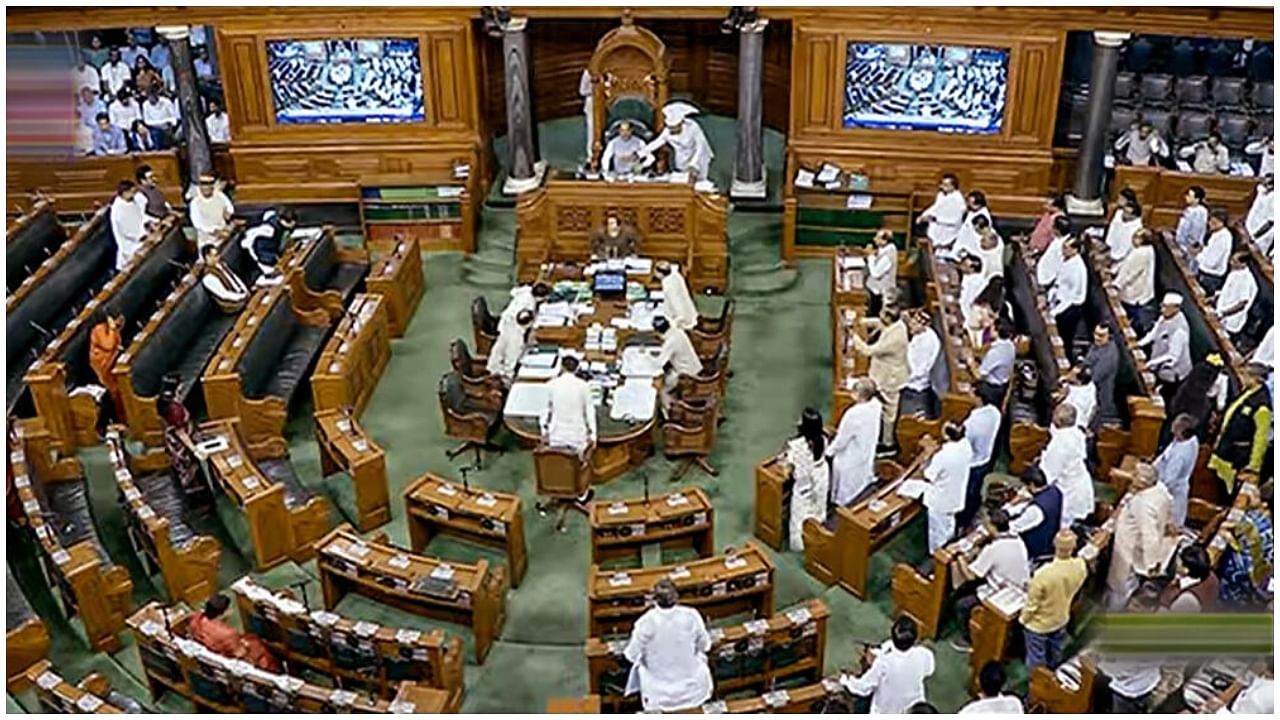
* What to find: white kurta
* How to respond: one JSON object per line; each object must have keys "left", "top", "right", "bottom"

{"left": 1064, "top": 383, "right": 1097, "bottom": 430}
{"left": 642, "top": 120, "right": 714, "bottom": 180}
{"left": 579, "top": 69, "right": 594, "bottom": 160}
{"left": 1105, "top": 484, "right": 1175, "bottom": 609}
{"left": 1246, "top": 185, "right": 1274, "bottom": 255}
{"left": 110, "top": 193, "right": 149, "bottom": 270}
{"left": 661, "top": 270, "right": 698, "bottom": 330}
{"left": 786, "top": 437, "right": 830, "bottom": 551}
{"left": 188, "top": 189, "right": 234, "bottom": 250}
{"left": 1038, "top": 425, "right": 1094, "bottom": 526}
{"left": 922, "top": 438, "right": 972, "bottom": 552}
{"left": 485, "top": 324, "right": 525, "bottom": 381}
{"left": 978, "top": 236, "right": 1005, "bottom": 283}
{"left": 840, "top": 640, "right": 935, "bottom": 715}
{"left": 952, "top": 207, "right": 992, "bottom": 260}
{"left": 923, "top": 190, "right": 966, "bottom": 250}
{"left": 540, "top": 372, "right": 597, "bottom": 453}
{"left": 602, "top": 134, "right": 647, "bottom": 176}
{"left": 623, "top": 605, "right": 713, "bottom": 712}
{"left": 499, "top": 286, "right": 537, "bottom": 335}
{"left": 827, "top": 400, "right": 882, "bottom": 505}
{"left": 1036, "top": 234, "right": 1067, "bottom": 288}
{"left": 866, "top": 244, "right": 898, "bottom": 298}
{"left": 1216, "top": 268, "right": 1258, "bottom": 334}
{"left": 656, "top": 327, "right": 702, "bottom": 409}
{"left": 1105, "top": 212, "right": 1143, "bottom": 263}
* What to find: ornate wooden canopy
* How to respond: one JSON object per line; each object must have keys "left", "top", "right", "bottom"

{"left": 586, "top": 14, "right": 670, "bottom": 171}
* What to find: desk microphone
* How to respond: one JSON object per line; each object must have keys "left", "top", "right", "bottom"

{"left": 458, "top": 461, "right": 479, "bottom": 493}
{"left": 292, "top": 579, "right": 312, "bottom": 611}
{"left": 641, "top": 468, "right": 650, "bottom": 508}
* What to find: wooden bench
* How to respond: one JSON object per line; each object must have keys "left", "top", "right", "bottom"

{"left": 8, "top": 425, "right": 132, "bottom": 652}
{"left": 104, "top": 428, "right": 220, "bottom": 607}
{"left": 23, "top": 659, "right": 148, "bottom": 713}
{"left": 587, "top": 486, "right": 714, "bottom": 565}
{"left": 285, "top": 225, "right": 370, "bottom": 321}
{"left": 6, "top": 197, "right": 67, "bottom": 293}
{"left": 126, "top": 602, "right": 449, "bottom": 714}
{"left": 366, "top": 235, "right": 424, "bottom": 337}
{"left": 585, "top": 600, "right": 828, "bottom": 712}
{"left": 676, "top": 676, "right": 847, "bottom": 713}
{"left": 315, "top": 525, "right": 508, "bottom": 664}
{"left": 230, "top": 575, "right": 465, "bottom": 710}
{"left": 6, "top": 204, "right": 111, "bottom": 416}
{"left": 25, "top": 214, "right": 186, "bottom": 452}
{"left": 403, "top": 473, "right": 527, "bottom": 589}
{"left": 310, "top": 293, "right": 391, "bottom": 417}
{"left": 587, "top": 541, "right": 774, "bottom": 638}
{"left": 5, "top": 562, "right": 50, "bottom": 691}
{"left": 315, "top": 409, "right": 391, "bottom": 532}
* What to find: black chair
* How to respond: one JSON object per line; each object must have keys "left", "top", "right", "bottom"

{"left": 1212, "top": 76, "right": 1249, "bottom": 111}
{"left": 470, "top": 296, "right": 500, "bottom": 357}
{"left": 1108, "top": 106, "right": 1138, "bottom": 139}
{"left": 1169, "top": 38, "right": 1199, "bottom": 77}
{"left": 1251, "top": 81, "right": 1274, "bottom": 113}
{"left": 1174, "top": 111, "right": 1214, "bottom": 145}
{"left": 1139, "top": 73, "right": 1174, "bottom": 109}
{"left": 1175, "top": 76, "right": 1211, "bottom": 110}
{"left": 1113, "top": 71, "right": 1138, "bottom": 107}
{"left": 1142, "top": 108, "right": 1175, "bottom": 141}
{"left": 1218, "top": 113, "right": 1254, "bottom": 151}
{"left": 1205, "top": 40, "right": 1242, "bottom": 77}
{"left": 1248, "top": 43, "right": 1274, "bottom": 83}
{"left": 1124, "top": 36, "right": 1155, "bottom": 73}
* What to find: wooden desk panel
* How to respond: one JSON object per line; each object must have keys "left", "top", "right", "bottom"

{"left": 753, "top": 456, "right": 789, "bottom": 551}
{"left": 22, "top": 660, "right": 128, "bottom": 714}
{"left": 366, "top": 236, "right": 425, "bottom": 338}
{"left": 311, "top": 293, "right": 391, "bottom": 418}
{"left": 7, "top": 151, "right": 183, "bottom": 214}
{"left": 587, "top": 486, "right": 714, "bottom": 565}
{"left": 515, "top": 179, "right": 728, "bottom": 293}
{"left": 403, "top": 473, "right": 527, "bottom": 589}
{"left": 315, "top": 409, "right": 390, "bottom": 532}
{"left": 1115, "top": 165, "right": 1258, "bottom": 227}
{"left": 315, "top": 525, "right": 508, "bottom": 664}
{"left": 586, "top": 541, "right": 774, "bottom": 638}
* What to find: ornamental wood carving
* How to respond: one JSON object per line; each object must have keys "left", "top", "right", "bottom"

{"left": 586, "top": 17, "right": 671, "bottom": 170}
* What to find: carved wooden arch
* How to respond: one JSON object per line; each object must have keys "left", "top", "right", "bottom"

{"left": 586, "top": 15, "right": 670, "bottom": 171}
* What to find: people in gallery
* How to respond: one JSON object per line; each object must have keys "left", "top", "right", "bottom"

{"left": 1114, "top": 118, "right": 1170, "bottom": 167}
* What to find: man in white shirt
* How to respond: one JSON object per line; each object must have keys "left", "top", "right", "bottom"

{"left": 920, "top": 423, "right": 972, "bottom": 553}
{"left": 1179, "top": 131, "right": 1231, "bottom": 175}
{"left": 1216, "top": 253, "right": 1258, "bottom": 347}
{"left": 205, "top": 99, "right": 231, "bottom": 144}
{"left": 1174, "top": 186, "right": 1209, "bottom": 252}
{"left": 1245, "top": 135, "right": 1274, "bottom": 176}
{"left": 600, "top": 120, "right": 646, "bottom": 177}
{"left": 142, "top": 91, "right": 179, "bottom": 139}
{"left": 952, "top": 509, "right": 1029, "bottom": 650}
{"left": 958, "top": 394, "right": 1002, "bottom": 530}
{"left": 1113, "top": 228, "right": 1157, "bottom": 334}
{"left": 865, "top": 229, "right": 898, "bottom": 316}
{"left": 839, "top": 616, "right": 935, "bottom": 714}
{"left": 498, "top": 283, "right": 550, "bottom": 336}
{"left": 108, "top": 88, "right": 141, "bottom": 134}
{"left": 1114, "top": 119, "right": 1169, "bottom": 167}
{"left": 623, "top": 579, "right": 713, "bottom": 712}
{"left": 541, "top": 355, "right": 598, "bottom": 464}
{"left": 826, "top": 379, "right": 882, "bottom": 506}
{"left": 1246, "top": 174, "right": 1274, "bottom": 256}
{"left": 73, "top": 60, "right": 100, "bottom": 98}
{"left": 1105, "top": 189, "right": 1144, "bottom": 263}
{"left": 1035, "top": 215, "right": 1072, "bottom": 289}
{"left": 1061, "top": 365, "right": 1098, "bottom": 432}
{"left": 959, "top": 661, "right": 1024, "bottom": 714}
{"left": 901, "top": 310, "right": 941, "bottom": 417}
{"left": 1050, "top": 239, "right": 1087, "bottom": 357}
{"left": 1195, "top": 209, "right": 1233, "bottom": 294}
{"left": 1139, "top": 293, "right": 1193, "bottom": 400}
{"left": 638, "top": 102, "right": 714, "bottom": 181}
{"left": 187, "top": 174, "right": 235, "bottom": 251}
{"left": 919, "top": 173, "right": 966, "bottom": 253}
{"left": 100, "top": 48, "right": 132, "bottom": 97}
{"left": 652, "top": 316, "right": 702, "bottom": 411}
{"left": 657, "top": 262, "right": 697, "bottom": 331}
{"left": 1038, "top": 404, "right": 1094, "bottom": 527}
{"left": 485, "top": 309, "right": 532, "bottom": 383}
{"left": 109, "top": 180, "right": 151, "bottom": 270}
{"left": 949, "top": 190, "right": 992, "bottom": 262}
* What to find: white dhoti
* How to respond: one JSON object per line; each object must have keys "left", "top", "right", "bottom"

{"left": 928, "top": 509, "right": 956, "bottom": 554}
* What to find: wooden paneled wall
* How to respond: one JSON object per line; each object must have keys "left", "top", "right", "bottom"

{"left": 479, "top": 19, "right": 792, "bottom": 138}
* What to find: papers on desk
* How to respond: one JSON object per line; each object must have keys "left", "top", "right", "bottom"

{"left": 795, "top": 168, "right": 816, "bottom": 188}
{"left": 836, "top": 255, "right": 866, "bottom": 271}
{"left": 625, "top": 257, "right": 653, "bottom": 275}
{"left": 610, "top": 380, "right": 657, "bottom": 422}
{"left": 897, "top": 479, "right": 928, "bottom": 499}
{"left": 980, "top": 584, "right": 1027, "bottom": 616}
{"left": 585, "top": 324, "right": 619, "bottom": 352}
{"left": 520, "top": 348, "right": 559, "bottom": 370}
{"left": 628, "top": 301, "right": 659, "bottom": 332}
{"left": 846, "top": 194, "right": 873, "bottom": 210}
{"left": 292, "top": 227, "right": 324, "bottom": 243}
{"left": 534, "top": 301, "right": 576, "bottom": 328}
{"left": 620, "top": 346, "right": 663, "bottom": 378}
{"left": 694, "top": 179, "right": 716, "bottom": 193}
{"left": 669, "top": 171, "right": 691, "bottom": 184}
{"left": 505, "top": 382, "right": 550, "bottom": 418}
{"left": 816, "top": 163, "right": 841, "bottom": 184}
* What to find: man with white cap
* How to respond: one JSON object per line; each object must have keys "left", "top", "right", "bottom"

{"left": 639, "top": 101, "right": 714, "bottom": 181}
{"left": 1138, "top": 293, "right": 1193, "bottom": 403}
{"left": 656, "top": 261, "right": 697, "bottom": 331}
{"left": 187, "top": 174, "right": 235, "bottom": 251}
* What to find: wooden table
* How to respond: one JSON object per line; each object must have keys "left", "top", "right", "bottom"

{"left": 403, "top": 473, "right": 527, "bottom": 588}
{"left": 752, "top": 455, "right": 790, "bottom": 551}
{"left": 310, "top": 293, "right": 391, "bottom": 418}
{"left": 587, "top": 541, "right": 775, "bottom": 638}
{"left": 366, "top": 235, "right": 424, "bottom": 338}
{"left": 587, "top": 486, "right": 714, "bottom": 565}
{"left": 315, "top": 525, "right": 508, "bottom": 664}
{"left": 546, "top": 696, "right": 601, "bottom": 713}
{"left": 314, "top": 409, "right": 391, "bottom": 532}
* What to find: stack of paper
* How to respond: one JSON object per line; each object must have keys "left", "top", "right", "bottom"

{"left": 625, "top": 257, "right": 653, "bottom": 275}
{"left": 620, "top": 346, "right": 663, "bottom": 378}
{"left": 897, "top": 479, "right": 928, "bottom": 499}
{"left": 795, "top": 168, "right": 816, "bottom": 188}
{"left": 504, "top": 383, "right": 550, "bottom": 418}
{"left": 816, "top": 163, "right": 841, "bottom": 184}
{"left": 980, "top": 584, "right": 1027, "bottom": 616}
{"left": 610, "top": 380, "right": 657, "bottom": 422}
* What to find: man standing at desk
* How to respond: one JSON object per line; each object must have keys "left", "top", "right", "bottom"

{"left": 623, "top": 578, "right": 713, "bottom": 712}
{"left": 487, "top": 309, "right": 533, "bottom": 384}
{"left": 826, "top": 379, "right": 882, "bottom": 507}
{"left": 657, "top": 261, "right": 698, "bottom": 331}
{"left": 541, "top": 356, "right": 598, "bottom": 506}
{"left": 652, "top": 316, "right": 703, "bottom": 411}
{"left": 639, "top": 102, "right": 714, "bottom": 181}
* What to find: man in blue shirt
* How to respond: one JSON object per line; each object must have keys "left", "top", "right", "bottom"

{"left": 194, "top": 45, "right": 216, "bottom": 80}
{"left": 1174, "top": 185, "right": 1209, "bottom": 252}
{"left": 148, "top": 40, "right": 171, "bottom": 71}
{"left": 77, "top": 85, "right": 106, "bottom": 128}
{"left": 91, "top": 113, "right": 127, "bottom": 156}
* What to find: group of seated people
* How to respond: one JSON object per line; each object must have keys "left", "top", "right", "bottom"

{"left": 1114, "top": 118, "right": 1272, "bottom": 177}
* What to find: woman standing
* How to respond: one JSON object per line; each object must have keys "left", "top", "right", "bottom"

{"left": 785, "top": 408, "right": 830, "bottom": 551}
{"left": 89, "top": 309, "right": 124, "bottom": 431}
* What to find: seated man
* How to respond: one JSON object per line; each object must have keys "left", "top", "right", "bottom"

{"left": 189, "top": 594, "right": 279, "bottom": 671}
{"left": 187, "top": 174, "right": 235, "bottom": 251}
{"left": 198, "top": 244, "right": 250, "bottom": 314}
{"left": 589, "top": 212, "right": 639, "bottom": 259}
{"left": 951, "top": 508, "right": 1030, "bottom": 652}
{"left": 241, "top": 208, "right": 297, "bottom": 285}
{"left": 601, "top": 120, "right": 646, "bottom": 177}
{"left": 652, "top": 315, "right": 702, "bottom": 412}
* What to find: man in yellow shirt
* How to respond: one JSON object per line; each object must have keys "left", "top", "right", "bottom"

{"left": 1019, "top": 529, "right": 1087, "bottom": 670}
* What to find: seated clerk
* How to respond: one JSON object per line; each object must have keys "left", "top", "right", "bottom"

{"left": 650, "top": 315, "right": 702, "bottom": 412}
{"left": 1159, "top": 543, "right": 1218, "bottom": 613}
{"left": 1008, "top": 466, "right": 1064, "bottom": 564}
{"left": 959, "top": 661, "right": 1024, "bottom": 714}
{"left": 950, "top": 508, "right": 1031, "bottom": 652}
{"left": 589, "top": 212, "right": 640, "bottom": 260}
{"left": 189, "top": 594, "right": 279, "bottom": 672}
{"left": 241, "top": 207, "right": 297, "bottom": 284}
{"left": 486, "top": 308, "right": 533, "bottom": 385}
{"left": 839, "top": 616, "right": 935, "bottom": 715}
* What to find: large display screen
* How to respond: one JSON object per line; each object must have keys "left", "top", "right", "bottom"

{"left": 266, "top": 38, "right": 425, "bottom": 125}
{"left": 842, "top": 42, "right": 1010, "bottom": 134}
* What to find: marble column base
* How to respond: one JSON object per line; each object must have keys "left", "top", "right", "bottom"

{"left": 731, "top": 167, "right": 767, "bottom": 199}
{"left": 1065, "top": 193, "right": 1106, "bottom": 217}
{"left": 503, "top": 160, "right": 547, "bottom": 195}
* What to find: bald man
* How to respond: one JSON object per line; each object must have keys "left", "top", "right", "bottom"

{"left": 1105, "top": 462, "right": 1176, "bottom": 609}
{"left": 1019, "top": 529, "right": 1087, "bottom": 670}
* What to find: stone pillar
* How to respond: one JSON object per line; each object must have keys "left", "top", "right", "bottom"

{"left": 501, "top": 17, "right": 544, "bottom": 195}
{"left": 157, "top": 25, "right": 212, "bottom": 182}
{"left": 1067, "top": 31, "right": 1130, "bottom": 216}
{"left": 731, "top": 19, "right": 768, "bottom": 200}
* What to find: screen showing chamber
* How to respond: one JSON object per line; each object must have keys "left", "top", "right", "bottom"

{"left": 593, "top": 271, "right": 626, "bottom": 294}
{"left": 842, "top": 42, "right": 1010, "bottom": 134}
{"left": 266, "top": 38, "right": 425, "bottom": 124}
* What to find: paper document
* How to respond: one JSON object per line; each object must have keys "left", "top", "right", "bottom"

{"left": 620, "top": 346, "right": 663, "bottom": 378}
{"left": 897, "top": 479, "right": 928, "bottom": 499}
{"left": 982, "top": 584, "right": 1027, "bottom": 616}
{"left": 846, "top": 194, "right": 873, "bottom": 210}
{"left": 795, "top": 168, "right": 816, "bottom": 188}
{"left": 610, "top": 380, "right": 657, "bottom": 422}
{"left": 816, "top": 163, "right": 841, "bottom": 183}
{"left": 504, "top": 382, "right": 550, "bottom": 418}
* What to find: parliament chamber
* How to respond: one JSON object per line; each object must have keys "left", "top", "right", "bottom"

{"left": 4, "top": 4, "right": 1275, "bottom": 716}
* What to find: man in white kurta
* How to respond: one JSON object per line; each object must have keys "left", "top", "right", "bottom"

{"left": 601, "top": 120, "right": 647, "bottom": 177}
{"left": 1154, "top": 413, "right": 1198, "bottom": 527}
{"left": 1245, "top": 175, "right": 1274, "bottom": 256}
{"left": 919, "top": 174, "right": 966, "bottom": 252}
{"left": 187, "top": 174, "right": 235, "bottom": 251}
{"left": 1104, "top": 463, "right": 1176, "bottom": 609}
{"left": 623, "top": 579, "right": 712, "bottom": 712}
{"left": 865, "top": 229, "right": 898, "bottom": 314}
{"left": 658, "top": 263, "right": 698, "bottom": 330}
{"left": 921, "top": 425, "right": 972, "bottom": 552}
{"left": 826, "top": 379, "right": 882, "bottom": 506}
{"left": 653, "top": 316, "right": 702, "bottom": 411}
{"left": 498, "top": 284, "right": 547, "bottom": 335}
{"left": 540, "top": 356, "right": 597, "bottom": 456}
{"left": 839, "top": 617, "right": 936, "bottom": 714}
{"left": 1062, "top": 368, "right": 1098, "bottom": 431}
{"left": 579, "top": 68, "right": 594, "bottom": 162}
{"left": 640, "top": 102, "right": 714, "bottom": 181}
{"left": 950, "top": 196, "right": 991, "bottom": 262}
{"left": 1036, "top": 217, "right": 1071, "bottom": 289}
{"left": 1216, "top": 254, "right": 1258, "bottom": 343}
{"left": 1105, "top": 202, "right": 1144, "bottom": 263}
{"left": 1038, "top": 404, "right": 1095, "bottom": 527}
{"left": 486, "top": 309, "right": 532, "bottom": 383}
{"left": 110, "top": 181, "right": 150, "bottom": 270}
